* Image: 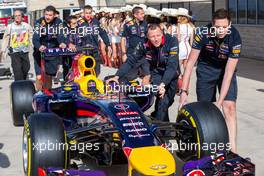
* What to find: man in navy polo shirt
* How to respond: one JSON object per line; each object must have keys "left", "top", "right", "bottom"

{"left": 179, "top": 9, "right": 242, "bottom": 153}
{"left": 108, "top": 24, "right": 180, "bottom": 122}
{"left": 121, "top": 6, "right": 148, "bottom": 82}
{"left": 78, "top": 5, "right": 111, "bottom": 76}
{"left": 33, "top": 5, "right": 65, "bottom": 90}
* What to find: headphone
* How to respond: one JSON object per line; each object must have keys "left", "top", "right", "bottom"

{"left": 11, "top": 10, "right": 25, "bottom": 20}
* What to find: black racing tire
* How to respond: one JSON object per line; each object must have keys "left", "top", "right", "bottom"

{"left": 10, "top": 80, "right": 35, "bottom": 126}
{"left": 176, "top": 102, "right": 229, "bottom": 161}
{"left": 23, "top": 113, "right": 68, "bottom": 176}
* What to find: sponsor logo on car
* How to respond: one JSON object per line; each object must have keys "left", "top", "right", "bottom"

{"left": 125, "top": 128, "right": 147, "bottom": 133}
{"left": 128, "top": 134, "right": 151, "bottom": 138}
{"left": 186, "top": 169, "right": 205, "bottom": 176}
{"left": 123, "top": 122, "right": 144, "bottom": 127}
{"left": 114, "top": 104, "right": 130, "bottom": 110}
{"left": 116, "top": 111, "right": 139, "bottom": 116}
{"left": 119, "top": 116, "right": 141, "bottom": 121}
{"left": 150, "top": 164, "right": 167, "bottom": 170}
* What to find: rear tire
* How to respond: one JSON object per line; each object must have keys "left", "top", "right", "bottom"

{"left": 10, "top": 80, "right": 35, "bottom": 126}
{"left": 23, "top": 113, "right": 68, "bottom": 176}
{"left": 176, "top": 102, "right": 229, "bottom": 161}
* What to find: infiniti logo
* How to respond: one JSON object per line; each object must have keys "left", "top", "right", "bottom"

{"left": 114, "top": 104, "right": 130, "bottom": 110}
{"left": 149, "top": 164, "right": 167, "bottom": 170}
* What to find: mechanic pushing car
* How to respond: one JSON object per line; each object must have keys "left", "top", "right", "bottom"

{"left": 33, "top": 5, "right": 66, "bottom": 90}
{"left": 179, "top": 9, "right": 242, "bottom": 153}
{"left": 60, "top": 15, "right": 82, "bottom": 79}
{"left": 78, "top": 5, "right": 112, "bottom": 76}
{"left": 107, "top": 24, "right": 180, "bottom": 122}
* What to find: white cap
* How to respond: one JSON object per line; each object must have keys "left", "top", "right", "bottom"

{"left": 138, "top": 4, "right": 147, "bottom": 11}
{"left": 94, "top": 9, "right": 99, "bottom": 14}
{"left": 161, "top": 8, "right": 170, "bottom": 16}
{"left": 99, "top": 7, "right": 107, "bottom": 13}
{"left": 120, "top": 7, "right": 127, "bottom": 13}
{"left": 125, "top": 5, "right": 133, "bottom": 12}
{"left": 132, "top": 4, "right": 139, "bottom": 9}
{"left": 111, "top": 8, "right": 120, "bottom": 14}
{"left": 168, "top": 8, "right": 179, "bottom": 17}
{"left": 105, "top": 8, "right": 112, "bottom": 13}
{"left": 72, "top": 10, "right": 83, "bottom": 16}
{"left": 145, "top": 7, "right": 161, "bottom": 18}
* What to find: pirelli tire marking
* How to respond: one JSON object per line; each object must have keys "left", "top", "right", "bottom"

{"left": 23, "top": 120, "right": 32, "bottom": 176}
{"left": 179, "top": 108, "right": 201, "bottom": 159}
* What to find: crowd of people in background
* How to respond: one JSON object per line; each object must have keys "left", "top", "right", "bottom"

{"left": 73, "top": 4, "right": 195, "bottom": 73}
{"left": 0, "top": 4, "right": 195, "bottom": 85}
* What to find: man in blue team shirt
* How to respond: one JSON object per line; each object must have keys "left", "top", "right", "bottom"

{"left": 108, "top": 24, "right": 180, "bottom": 122}
{"left": 33, "top": 5, "right": 66, "bottom": 90}
{"left": 60, "top": 15, "right": 81, "bottom": 79}
{"left": 179, "top": 9, "right": 242, "bottom": 153}
{"left": 78, "top": 5, "right": 112, "bottom": 76}
{"left": 121, "top": 6, "right": 148, "bottom": 83}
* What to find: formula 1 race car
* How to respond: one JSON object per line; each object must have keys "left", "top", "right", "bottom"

{"left": 10, "top": 48, "right": 229, "bottom": 176}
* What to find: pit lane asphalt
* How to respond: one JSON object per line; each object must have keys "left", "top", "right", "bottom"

{"left": 0, "top": 53, "right": 263, "bottom": 175}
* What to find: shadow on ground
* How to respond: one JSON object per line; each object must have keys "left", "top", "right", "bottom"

{"left": 237, "top": 58, "right": 264, "bottom": 83}
{"left": 0, "top": 143, "right": 11, "bottom": 168}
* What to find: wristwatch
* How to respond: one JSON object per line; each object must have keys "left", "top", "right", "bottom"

{"left": 179, "top": 89, "right": 189, "bottom": 95}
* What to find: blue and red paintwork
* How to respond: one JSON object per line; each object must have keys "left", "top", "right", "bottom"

{"left": 32, "top": 82, "right": 160, "bottom": 149}
{"left": 38, "top": 167, "right": 106, "bottom": 176}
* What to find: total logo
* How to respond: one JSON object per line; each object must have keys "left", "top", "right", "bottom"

{"left": 114, "top": 104, "right": 130, "bottom": 110}
{"left": 186, "top": 169, "right": 205, "bottom": 176}
{"left": 116, "top": 111, "right": 139, "bottom": 116}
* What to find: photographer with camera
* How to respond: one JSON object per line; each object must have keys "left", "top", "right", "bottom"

{"left": 1, "top": 9, "right": 33, "bottom": 81}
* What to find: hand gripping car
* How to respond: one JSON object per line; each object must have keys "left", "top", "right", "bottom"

{"left": 10, "top": 48, "right": 229, "bottom": 176}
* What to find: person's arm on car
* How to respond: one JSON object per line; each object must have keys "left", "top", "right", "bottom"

{"left": 107, "top": 43, "right": 146, "bottom": 83}
{"left": 216, "top": 33, "right": 242, "bottom": 108}
{"left": 216, "top": 59, "right": 238, "bottom": 108}
{"left": 32, "top": 20, "right": 46, "bottom": 52}
{"left": 178, "top": 32, "right": 205, "bottom": 110}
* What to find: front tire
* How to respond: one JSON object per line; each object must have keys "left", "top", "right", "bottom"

{"left": 23, "top": 113, "right": 68, "bottom": 176}
{"left": 10, "top": 80, "right": 35, "bottom": 126}
{"left": 176, "top": 102, "right": 229, "bottom": 161}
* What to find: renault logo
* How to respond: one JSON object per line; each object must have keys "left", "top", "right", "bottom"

{"left": 150, "top": 164, "right": 167, "bottom": 170}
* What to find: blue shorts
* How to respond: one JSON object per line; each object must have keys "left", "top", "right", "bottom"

{"left": 196, "top": 62, "right": 238, "bottom": 102}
